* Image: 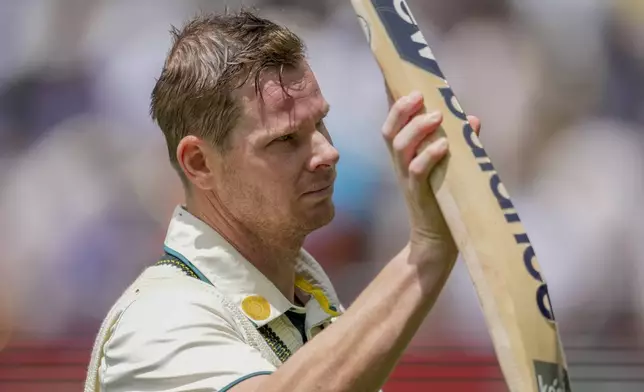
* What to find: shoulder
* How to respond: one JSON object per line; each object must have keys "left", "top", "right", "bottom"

{"left": 106, "top": 265, "right": 238, "bottom": 338}
{"left": 91, "top": 266, "right": 277, "bottom": 391}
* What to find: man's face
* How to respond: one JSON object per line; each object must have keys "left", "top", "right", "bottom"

{"left": 211, "top": 62, "right": 339, "bottom": 237}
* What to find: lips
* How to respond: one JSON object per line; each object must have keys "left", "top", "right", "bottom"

{"left": 304, "top": 184, "right": 333, "bottom": 194}
{"left": 303, "top": 170, "right": 336, "bottom": 196}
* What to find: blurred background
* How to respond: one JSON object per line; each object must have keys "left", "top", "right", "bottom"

{"left": 0, "top": 0, "right": 643, "bottom": 391}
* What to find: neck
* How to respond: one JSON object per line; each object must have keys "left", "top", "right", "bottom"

{"left": 185, "top": 192, "right": 305, "bottom": 303}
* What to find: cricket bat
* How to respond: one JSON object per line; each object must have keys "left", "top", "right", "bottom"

{"left": 349, "top": 1, "right": 571, "bottom": 391}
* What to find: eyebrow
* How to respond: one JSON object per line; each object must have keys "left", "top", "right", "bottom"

{"left": 271, "top": 104, "right": 331, "bottom": 137}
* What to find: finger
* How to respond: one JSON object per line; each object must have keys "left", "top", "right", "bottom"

{"left": 392, "top": 111, "right": 442, "bottom": 169}
{"left": 467, "top": 115, "right": 481, "bottom": 136}
{"left": 381, "top": 91, "right": 424, "bottom": 143}
{"left": 408, "top": 137, "right": 449, "bottom": 183}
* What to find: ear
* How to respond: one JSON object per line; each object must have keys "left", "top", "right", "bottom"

{"left": 176, "top": 136, "right": 217, "bottom": 191}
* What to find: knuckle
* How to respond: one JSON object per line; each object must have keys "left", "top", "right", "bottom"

{"left": 411, "top": 113, "right": 436, "bottom": 131}
{"left": 426, "top": 147, "right": 443, "bottom": 165}
{"left": 428, "top": 143, "right": 442, "bottom": 157}
{"left": 408, "top": 166, "right": 423, "bottom": 179}
{"left": 391, "top": 96, "right": 414, "bottom": 120}
{"left": 381, "top": 126, "right": 395, "bottom": 142}
{"left": 411, "top": 112, "right": 426, "bottom": 123}
{"left": 403, "top": 117, "right": 426, "bottom": 138}
{"left": 418, "top": 143, "right": 444, "bottom": 167}
{"left": 423, "top": 111, "right": 442, "bottom": 127}
{"left": 391, "top": 135, "right": 406, "bottom": 153}
{"left": 393, "top": 96, "right": 410, "bottom": 112}
{"left": 408, "top": 161, "right": 427, "bottom": 179}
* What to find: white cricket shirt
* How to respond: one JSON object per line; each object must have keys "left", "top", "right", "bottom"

{"left": 84, "top": 205, "right": 344, "bottom": 392}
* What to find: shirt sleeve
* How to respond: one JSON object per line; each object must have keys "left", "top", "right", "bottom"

{"left": 98, "top": 281, "right": 276, "bottom": 392}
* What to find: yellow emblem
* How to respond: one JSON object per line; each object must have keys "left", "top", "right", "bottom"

{"left": 241, "top": 295, "right": 271, "bottom": 321}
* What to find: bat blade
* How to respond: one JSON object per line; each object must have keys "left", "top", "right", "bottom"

{"left": 349, "top": 0, "right": 571, "bottom": 391}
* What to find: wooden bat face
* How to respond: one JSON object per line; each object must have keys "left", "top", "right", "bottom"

{"left": 350, "top": 0, "right": 572, "bottom": 391}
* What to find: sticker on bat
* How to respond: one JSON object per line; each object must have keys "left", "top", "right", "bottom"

{"left": 371, "top": 0, "right": 445, "bottom": 79}
{"left": 534, "top": 360, "right": 572, "bottom": 392}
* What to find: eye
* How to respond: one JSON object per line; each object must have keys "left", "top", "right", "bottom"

{"left": 274, "top": 133, "right": 295, "bottom": 142}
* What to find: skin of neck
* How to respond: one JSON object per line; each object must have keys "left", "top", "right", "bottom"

{"left": 184, "top": 189, "right": 305, "bottom": 304}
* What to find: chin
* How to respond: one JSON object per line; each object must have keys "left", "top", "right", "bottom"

{"left": 302, "top": 202, "right": 335, "bottom": 232}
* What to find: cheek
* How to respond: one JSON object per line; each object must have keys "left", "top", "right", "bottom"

{"left": 266, "top": 148, "right": 307, "bottom": 178}
{"left": 222, "top": 148, "right": 305, "bottom": 203}
{"left": 263, "top": 166, "right": 299, "bottom": 196}
{"left": 240, "top": 160, "right": 299, "bottom": 202}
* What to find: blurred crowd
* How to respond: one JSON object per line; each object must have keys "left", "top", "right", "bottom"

{"left": 1, "top": 0, "right": 643, "bottom": 356}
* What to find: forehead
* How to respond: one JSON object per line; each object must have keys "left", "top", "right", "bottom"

{"left": 236, "top": 62, "right": 328, "bottom": 134}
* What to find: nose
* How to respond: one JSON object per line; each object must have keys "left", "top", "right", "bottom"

{"left": 308, "top": 131, "right": 340, "bottom": 171}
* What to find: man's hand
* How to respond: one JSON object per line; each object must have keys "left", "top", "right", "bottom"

{"left": 382, "top": 91, "right": 481, "bottom": 262}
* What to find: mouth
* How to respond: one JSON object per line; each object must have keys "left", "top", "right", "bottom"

{"left": 303, "top": 184, "right": 334, "bottom": 196}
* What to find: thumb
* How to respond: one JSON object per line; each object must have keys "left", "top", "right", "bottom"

{"left": 467, "top": 115, "right": 481, "bottom": 136}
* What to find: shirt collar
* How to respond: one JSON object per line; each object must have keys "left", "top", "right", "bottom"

{"left": 163, "top": 205, "right": 342, "bottom": 328}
